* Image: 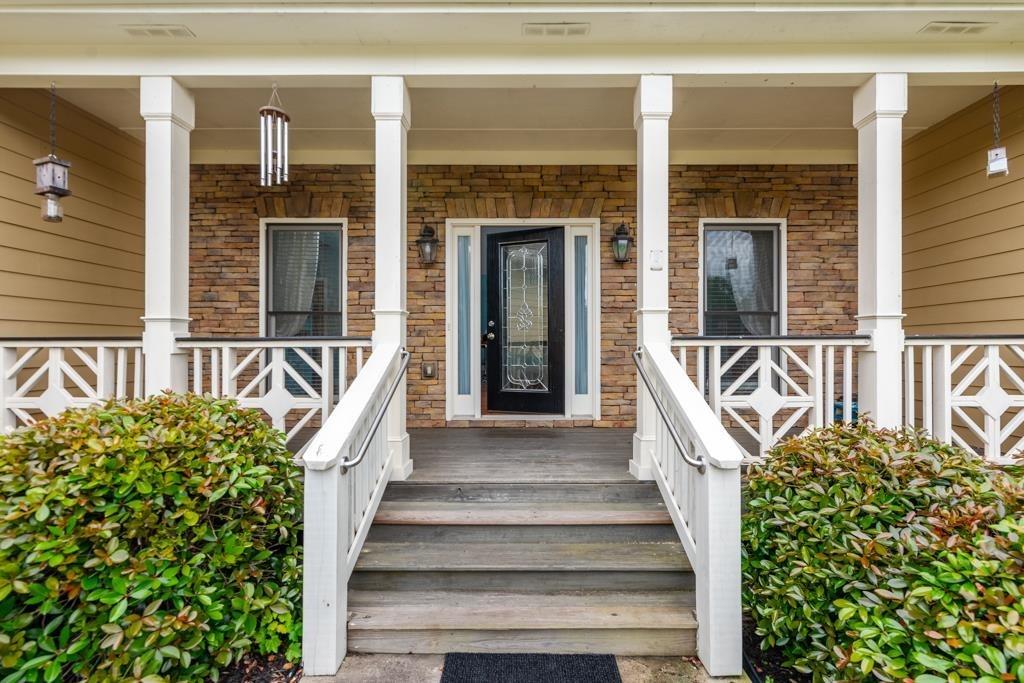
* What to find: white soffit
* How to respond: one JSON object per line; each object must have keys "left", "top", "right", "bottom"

{"left": 54, "top": 83, "right": 991, "bottom": 164}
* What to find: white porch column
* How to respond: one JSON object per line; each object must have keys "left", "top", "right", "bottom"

{"left": 853, "top": 73, "right": 907, "bottom": 428}
{"left": 139, "top": 77, "right": 194, "bottom": 394}
{"left": 631, "top": 74, "right": 673, "bottom": 480}
{"left": 371, "top": 76, "right": 412, "bottom": 479}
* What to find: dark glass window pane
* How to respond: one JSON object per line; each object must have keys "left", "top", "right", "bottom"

{"left": 268, "top": 227, "right": 343, "bottom": 338}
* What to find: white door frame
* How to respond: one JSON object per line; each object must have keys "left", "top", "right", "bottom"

{"left": 444, "top": 217, "right": 602, "bottom": 421}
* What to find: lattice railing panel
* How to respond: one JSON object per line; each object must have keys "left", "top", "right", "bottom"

{"left": 673, "top": 336, "right": 869, "bottom": 460}
{"left": 1, "top": 340, "right": 143, "bottom": 429}
{"left": 179, "top": 337, "right": 372, "bottom": 446}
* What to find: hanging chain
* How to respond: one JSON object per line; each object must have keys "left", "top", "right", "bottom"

{"left": 267, "top": 82, "right": 283, "bottom": 108}
{"left": 49, "top": 81, "right": 57, "bottom": 157}
{"left": 993, "top": 81, "right": 1002, "bottom": 148}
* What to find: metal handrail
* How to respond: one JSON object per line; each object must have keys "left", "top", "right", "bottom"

{"left": 339, "top": 349, "right": 410, "bottom": 474}
{"left": 633, "top": 349, "right": 706, "bottom": 474}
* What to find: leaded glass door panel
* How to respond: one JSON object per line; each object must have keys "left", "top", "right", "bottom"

{"left": 485, "top": 227, "right": 564, "bottom": 414}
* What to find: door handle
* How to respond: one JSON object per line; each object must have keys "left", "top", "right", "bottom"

{"left": 486, "top": 332, "right": 496, "bottom": 341}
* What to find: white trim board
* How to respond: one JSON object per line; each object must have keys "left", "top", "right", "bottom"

{"left": 444, "top": 217, "right": 602, "bottom": 422}
{"left": 258, "top": 217, "right": 349, "bottom": 338}
{"left": 696, "top": 218, "right": 788, "bottom": 336}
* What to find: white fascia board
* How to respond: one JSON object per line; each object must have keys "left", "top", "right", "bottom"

{"left": 0, "top": 43, "right": 1023, "bottom": 79}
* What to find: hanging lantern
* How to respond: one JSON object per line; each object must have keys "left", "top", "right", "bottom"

{"left": 34, "top": 83, "right": 71, "bottom": 223}
{"left": 611, "top": 222, "right": 633, "bottom": 263}
{"left": 988, "top": 82, "right": 1009, "bottom": 178}
{"left": 259, "top": 83, "right": 289, "bottom": 187}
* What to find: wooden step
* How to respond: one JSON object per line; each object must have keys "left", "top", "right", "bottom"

{"left": 355, "top": 541, "right": 690, "bottom": 572}
{"left": 349, "top": 590, "right": 696, "bottom": 630}
{"left": 348, "top": 569, "right": 695, "bottom": 593}
{"left": 347, "top": 590, "right": 697, "bottom": 655}
{"left": 373, "top": 501, "right": 671, "bottom": 525}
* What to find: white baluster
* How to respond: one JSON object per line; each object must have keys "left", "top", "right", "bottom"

{"left": 0, "top": 347, "right": 15, "bottom": 431}
{"left": 825, "top": 345, "right": 836, "bottom": 426}
{"left": 193, "top": 348, "right": 203, "bottom": 394}
{"left": 904, "top": 344, "right": 915, "bottom": 426}
{"left": 930, "top": 344, "right": 951, "bottom": 443}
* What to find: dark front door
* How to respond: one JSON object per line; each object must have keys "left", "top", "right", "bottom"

{"left": 485, "top": 227, "right": 564, "bottom": 414}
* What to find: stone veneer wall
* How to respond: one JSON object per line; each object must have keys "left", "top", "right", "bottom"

{"left": 190, "top": 164, "right": 857, "bottom": 428}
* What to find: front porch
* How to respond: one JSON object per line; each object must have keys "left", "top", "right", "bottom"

{"left": 1, "top": 71, "right": 1022, "bottom": 680}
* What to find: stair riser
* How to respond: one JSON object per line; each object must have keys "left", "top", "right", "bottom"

{"left": 383, "top": 483, "right": 662, "bottom": 503}
{"left": 349, "top": 570, "right": 694, "bottom": 593}
{"left": 366, "top": 524, "right": 679, "bottom": 544}
{"left": 348, "top": 630, "right": 696, "bottom": 656}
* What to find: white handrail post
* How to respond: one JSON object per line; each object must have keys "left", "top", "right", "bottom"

{"left": 372, "top": 75, "right": 413, "bottom": 480}
{"left": 302, "top": 461, "right": 350, "bottom": 676}
{"left": 140, "top": 76, "right": 194, "bottom": 395}
{"left": 0, "top": 346, "right": 15, "bottom": 431}
{"left": 696, "top": 462, "right": 743, "bottom": 677}
{"left": 853, "top": 73, "right": 907, "bottom": 428}
{"left": 632, "top": 74, "right": 673, "bottom": 480}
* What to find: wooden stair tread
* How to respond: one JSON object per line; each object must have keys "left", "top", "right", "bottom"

{"left": 348, "top": 590, "right": 696, "bottom": 631}
{"left": 355, "top": 541, "right": 690, "bottom": 572}
{"left": 373, "top": 501, "right": 671, "bottom": 525}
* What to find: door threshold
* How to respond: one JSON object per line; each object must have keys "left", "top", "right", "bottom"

{"left": 458, "top": 413, "right": 572, "bottom": 422}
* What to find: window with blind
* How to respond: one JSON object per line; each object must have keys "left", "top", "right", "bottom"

{"left": 265, "top": 223, "right": 345, "bottom": 396}
{"left": 702, "top": 225, "right": 782, "bottom": 393}
{"left": 703, "top": 226, "right": 780, "bottom": 337}
{"left": 266, "top": 225, "right": 344, "bottom": 338}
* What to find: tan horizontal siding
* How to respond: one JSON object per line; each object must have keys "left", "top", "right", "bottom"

{"left": 0, "top": 89, "right": 144, "bottom": 337}
{"left": 903, "top": 85, "right": 1024, "bottom": 336}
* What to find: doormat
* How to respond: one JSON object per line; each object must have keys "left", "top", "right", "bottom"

{"left": 440, "top": 653, "right": 622, "bottom": 683}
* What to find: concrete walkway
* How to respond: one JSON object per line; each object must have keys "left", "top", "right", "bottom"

{"left": 304, "top": 654, "right": 746, "bottom": 682}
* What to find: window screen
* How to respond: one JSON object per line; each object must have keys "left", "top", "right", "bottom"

{"left": 266, "top": 224, "right": 345, "bottom": 396}
{"left": 703, "top": 226, "right": 781, "bottom": 393}
{"left": 703, "top": 227, "right": 779, "bottom": 337}
{"left": 267, "top": 226, "right": 344, "bottom": 337}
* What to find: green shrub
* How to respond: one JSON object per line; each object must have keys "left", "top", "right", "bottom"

{"left": 743, "top": 421, "right": 1023, "bottom": 682}
{"left": 0, "top": 393, "right": 303, "bottom": 683}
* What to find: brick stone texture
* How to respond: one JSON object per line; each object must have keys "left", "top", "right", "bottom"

{"left": 190, "top": 164, "right": 857, "bottom": 428}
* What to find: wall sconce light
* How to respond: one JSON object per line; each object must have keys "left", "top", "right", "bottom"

{"left": 417, "top": 225, "right": 439, "bottom": 265}
{"left": 34, "top": 83, "right": 71, "bottom": 223}
{"left": 611, "top": 223, "right": 633, "bottom": 263}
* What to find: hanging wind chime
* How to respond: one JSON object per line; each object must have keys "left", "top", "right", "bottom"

{"left": 988, "top": 82, "right": 1009, "bottom": 178}
{"left": 34, "top": 82, "right": 71, "bottom": 222}
{"left": 259, "top": 83, "right": 290, "bottom": 187}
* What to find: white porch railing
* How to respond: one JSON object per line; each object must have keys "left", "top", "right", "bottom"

{"left": 904, "top": 336, "right": 1024, "bottom": 464}
{"left": 0, "top": 338, "right": 144, "bottom": 429}
{"left": 298, "top": 343, "right": 408, "bottom": 676}
{"left": 177, "top": 336, "right": 372, "bottom": 446}
{"left": 672, "top": 335, "right": 870, "bottom": 460}
{"left": 634, "top": 344, "right": 743, "bottom": 676}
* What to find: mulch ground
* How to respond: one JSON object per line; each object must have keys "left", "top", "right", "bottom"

{"left": 743, "top": 619, "right": 811, "bottom": 683}
{"left": 218, "top": 654, "right": 303, "bottom": 683}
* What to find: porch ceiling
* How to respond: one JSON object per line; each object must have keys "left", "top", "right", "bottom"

{"left": 55, "top": 82, "right": 989, "bottom": 165}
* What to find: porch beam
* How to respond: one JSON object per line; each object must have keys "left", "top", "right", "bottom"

{"left": 371, "top": 75, "right": 412, "bottom": 480}
{"left": 631, "top": 74, "right": 672, "bottom": 480}
{"left": 139, "top": 76, "right": 194, "bottom": 394}
{"left": 853, "top": 72, "right": 907, "bottom": 428}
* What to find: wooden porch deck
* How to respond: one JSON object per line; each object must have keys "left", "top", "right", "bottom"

{"left": 406, "top": 428, "right": 636, "bottom": 484}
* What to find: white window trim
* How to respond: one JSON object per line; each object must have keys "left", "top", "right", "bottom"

{"left": 697, "top": 218, "right": 788, "bottom": 336}
{"left": 258, "top": 217, "right": 349, "bottom": 338}
{"left": 444, "top": 217, "right": 602, "bottom": 422}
